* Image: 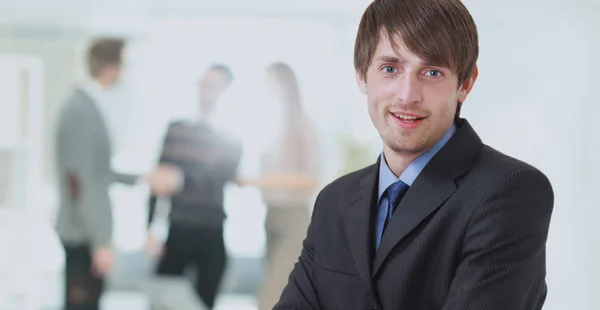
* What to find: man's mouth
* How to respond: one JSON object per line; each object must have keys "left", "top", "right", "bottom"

{"left": 391, "top": 112, "right": 425, "bottom": 122}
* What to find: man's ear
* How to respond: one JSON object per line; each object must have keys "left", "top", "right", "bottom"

{"left": 457, "top": 65, "right": 478, "bottom": 103}
{"left": 356, "top": 70, "right": 367, "bottom": 94}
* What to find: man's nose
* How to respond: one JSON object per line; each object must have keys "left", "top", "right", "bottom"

{"left": 395, "top": 74, "right": 423, "bottom": 105}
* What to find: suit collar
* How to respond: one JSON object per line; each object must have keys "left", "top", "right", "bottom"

{"left": 343, "top": 158, "right": 380, "bottom": 291}
{"left": 378, "top": 123, "right": 457, "bottom": 203}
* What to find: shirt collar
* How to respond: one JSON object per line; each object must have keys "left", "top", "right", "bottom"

{"left": 78, "top": 76, "right": 106, "bottom": 105}
{"left": 377, "top": 123, "right": 457, "bottom": 203}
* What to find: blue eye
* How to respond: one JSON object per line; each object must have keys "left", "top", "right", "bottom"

{"left": 425, "top": 70, "right": 442, "bottom": 77}
{"left": 382, "top": 66, "right": 397, "bottom": 74}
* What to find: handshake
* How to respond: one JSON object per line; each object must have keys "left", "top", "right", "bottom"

{"left": 143, "top": 164, "right": 184, "bottom": 196}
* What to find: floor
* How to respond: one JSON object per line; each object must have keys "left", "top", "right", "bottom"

{"left": 101, "top": 292, "right": 256, "bottom": 310}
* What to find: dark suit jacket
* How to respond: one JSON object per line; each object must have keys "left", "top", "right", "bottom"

{"left": 275, "top": 119, "right": 554, "bottom": 310}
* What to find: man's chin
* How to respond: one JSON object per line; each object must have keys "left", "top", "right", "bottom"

{"left": 393, "top": 148, "right": 426, "bottom": 156}
{"left": 385, "top": 141, "right": 428, "bottom": 156}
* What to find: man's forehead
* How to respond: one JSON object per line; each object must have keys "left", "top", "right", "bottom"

{"left": 374, "top": 33, "right": 447, "bottom": 68}
{"left": 377, "top": 31, "right": 407, "bottom": 50}
{"left": 374, "top": 38, "right": 423, "bottom": 64}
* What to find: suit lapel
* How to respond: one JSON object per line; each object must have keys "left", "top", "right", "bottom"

{"left": 343, "top": 160, "right": 379, "bottom": 291}
{"left": 372, "top": 171, "right": 456, "bottom": 276}
{"left": 372, "top": 119, "right": 482, "bottom": 276}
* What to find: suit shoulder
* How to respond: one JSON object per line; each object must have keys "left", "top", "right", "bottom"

{"left": 318, "top": 164, "right": 375, "bottom": 198}
{"left": 168, "top": 120, "right": 187, "bottom": 128}
{"left": 163, "top": 120, "right": 190, "bottom": 135}
{"left": 66, "top": 87, "right": 94, "bottom": 105}
{"left": 477, "top": 145, "right": 541, "bottom": 171}
{"left": 56, "top": 91, "right": 93, "bottom": 124}
{"left": 472, "top": 144, "right": 552, "bottom": 190}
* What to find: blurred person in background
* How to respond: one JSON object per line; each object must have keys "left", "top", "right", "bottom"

{"left": 236, "top": 62, "right": 320, "bottom": 310}
{"left": 54, "top": 37, "right": 179, "bottom": 310}
{"left": 274, "top": 0, "right": 555, "bottom": 309}
{"left": 146, "top": 64, "right": 242, "bottom": 310}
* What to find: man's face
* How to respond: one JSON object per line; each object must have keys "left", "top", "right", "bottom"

{"left": 101, "top": 64, "right": 122, "bottom": 88}
{"left": 356, "top": 34, "right": 477, "bottom": 156}
{"left": 200, "top": 69, "right": 230, "bottom": 108}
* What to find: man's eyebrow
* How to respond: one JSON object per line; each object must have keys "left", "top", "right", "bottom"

{"left": 375, "top": 55, "right": 448, "bottom": 69}
{"left": 374, "top": 55, "right": 407, "bottom": 64}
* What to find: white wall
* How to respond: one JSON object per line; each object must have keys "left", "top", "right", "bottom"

{"left": 0, "top": 0, "right": 372, "bottom": 22}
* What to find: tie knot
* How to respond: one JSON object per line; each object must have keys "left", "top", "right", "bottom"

{"left": 385, "top": 180, "right": 409, "bottom": 207}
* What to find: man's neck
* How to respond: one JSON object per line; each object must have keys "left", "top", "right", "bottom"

{"left": 382, "top": 147, "right": 422, "bottom": 178}
{"left": 382, "top": 122, "right": 458, "bottom": 177}
{"left": 92, "top": 75, "right": 112, "bottom": 89}
{"left": 84, "top": 76, "right": 109, "bottom": 91}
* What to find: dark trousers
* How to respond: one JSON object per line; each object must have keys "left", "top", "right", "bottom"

{"left": 156, "top": 224, "right": 227, "bottom": 310}
{"left": 63, "top": 244, "right": 104, "bottom": 310}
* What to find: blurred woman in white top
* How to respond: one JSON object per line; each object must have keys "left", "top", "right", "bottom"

{"left": 238, "top": 62, "right": 320, "bottom": 310}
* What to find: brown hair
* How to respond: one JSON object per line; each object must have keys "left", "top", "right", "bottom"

{"left": 266, "top": 62, "right": 309, "bottom": 167}
{"left": 87, "top": 38, "right": 125, "bottom": 77}
{"left": 354, "top": 0, "right": 479, "bottom": 86}
{"left": 208, "top": 63, "right": 234, "bottom": 84}
{"left": 266, "top": 62, "right": 303, "bottom": 116}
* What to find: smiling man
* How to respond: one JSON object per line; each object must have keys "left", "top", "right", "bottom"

{"left": 274, "top": 0, "right": 554, "bottom": 309}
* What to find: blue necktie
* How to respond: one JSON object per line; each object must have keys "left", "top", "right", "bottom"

{"left": 375, "top": 180, "right": 409, "bottom": 248}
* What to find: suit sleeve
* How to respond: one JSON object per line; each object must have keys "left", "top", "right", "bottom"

{"left": 441, "top": 168, "right": 554, "bottom": 310}
{"left": 274, "top": 190, "right": 323, "bottom": 310}
{"left": 61, "top": 108, "right": 113, "bottom": 251}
